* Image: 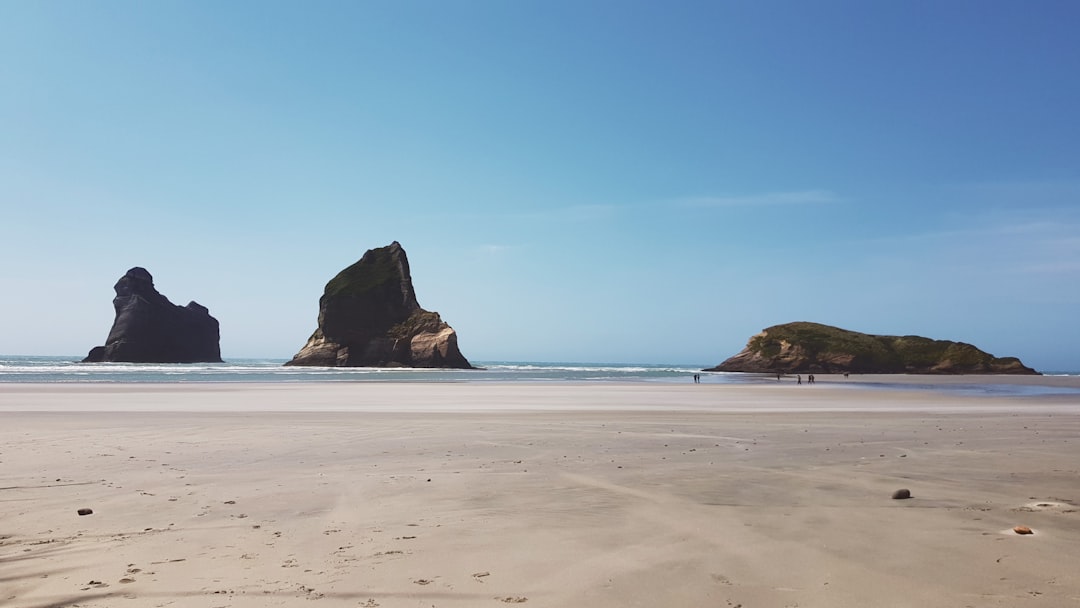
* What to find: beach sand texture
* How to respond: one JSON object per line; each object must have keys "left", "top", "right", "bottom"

{"left": 3, "top": 380, "right": 1080, "bottom": 607}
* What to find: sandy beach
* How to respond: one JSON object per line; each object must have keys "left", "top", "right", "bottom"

{"left": 3, "top": 379, "right": 1080, "bottom": 607}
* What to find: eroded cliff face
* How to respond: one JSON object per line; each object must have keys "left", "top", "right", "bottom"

{"left": 707, "top": 322, "right": 1038, "bottom": 375}
{"left": 83, "top": 267, "right": 222, "bottom": 363}
{"left": 286, "top": 242, "right": 472, "bottom": 368}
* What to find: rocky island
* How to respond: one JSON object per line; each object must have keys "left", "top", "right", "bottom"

{"left": 286, "top": 242, "right": 472, "bottom": 368}
{"left": 708, "top": 321, "right": 1038, "bottom": 375}
{"left": 83, "top": 267, "right": 222, "bottom": 363}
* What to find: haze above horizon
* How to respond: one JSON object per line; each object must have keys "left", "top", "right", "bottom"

{"left": 2, "top": 2, "right": 1078, "bottom": 371}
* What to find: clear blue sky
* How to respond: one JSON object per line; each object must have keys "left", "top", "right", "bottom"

{"left": 2, "top": 1, "right": 1078, "bottom": 370}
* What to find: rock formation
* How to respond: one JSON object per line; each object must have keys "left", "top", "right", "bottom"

{"left": 286, "top": 242, "right": 472, "bottom": 368}
{"left": 707, "top": 321, "right": 1038, "bottom": 375}
{"left": 83, "top": 267, "right": 222, "bottom": 363}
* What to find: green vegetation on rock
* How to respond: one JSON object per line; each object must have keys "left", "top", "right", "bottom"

{"left": 712, "top": 321, "right": 1038, "bottom": 374}
{"left": 286, "top": 241, "right": 472, "bottom": 369}
{"left": 324, "top": 245, "right": 401, "bottom": 299}
{"left": 387, "top": 310, "right": 442, "bottom": 340}
{"left": 750, "top": 322, "right": 895, "bottom": 366}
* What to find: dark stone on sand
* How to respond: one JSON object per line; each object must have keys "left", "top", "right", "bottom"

{"left": 891, "top": 489, "right": 912, "bottom": 500}
{"left": 286, "top": 242, "right": 472, "bottom": 368}
{"left": 82, "top": 267, "right": 222, "bottom": 363}
{"left": 77, "top": 508, "right": 93, "bottom": 516}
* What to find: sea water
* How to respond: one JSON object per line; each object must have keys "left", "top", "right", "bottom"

{"left": 1, "top": 356, "right": 1077, "bottom": 396}
{"left": 0, "top": 356, "right": 720, "bottom": 384}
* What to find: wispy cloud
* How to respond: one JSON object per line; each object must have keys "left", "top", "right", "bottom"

{"left": 503, "top": 190, "right": 840, "bottom": 224}
{"left": 477, "top": 244, "right": 513, "bottom": 255}
{"left": 671, "top": 189, "right": 840, "bottom": 208}
{"left": 847, "top": 213, "right": 1080, "bottom": 278}
{"left": 1022, "top": 260, "right": 1080, "bottom": 275}
{"left": 513, "top": 203, "right": 620, "bottom": 224}
{"left": 949, "top": 178, "right": 1080, "bottom": 201}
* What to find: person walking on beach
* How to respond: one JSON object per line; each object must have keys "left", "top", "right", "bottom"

{"left": 797, "top": 374, "right": 802, "bottom": 385}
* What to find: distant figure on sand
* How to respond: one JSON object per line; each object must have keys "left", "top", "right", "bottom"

{"left": 797, "top": 375, "right": 802, "bottom": 385}
{"left": 809, "top": 374, "right": 815, "bottom": 384}
{"left": 692, "top": 373, "right": 700, "bottom": 383}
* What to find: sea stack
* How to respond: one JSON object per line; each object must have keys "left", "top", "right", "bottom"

{"left": 285, "top": 242, "right": 472, "bottom": 368}
{"left": 83, "top": 267, "right": 222, "bottom": 363}
{"left": 707, "top": 321, "right": 1038, "bottom": 375}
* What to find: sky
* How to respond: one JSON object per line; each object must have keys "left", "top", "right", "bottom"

{"left": 2, "top": 1, "right": 1079, "bottom": 370}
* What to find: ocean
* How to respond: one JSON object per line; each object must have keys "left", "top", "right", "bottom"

{"left": 2, "top": 356, "right": 1078, "bottom": 396}
{"left": 0, "top": 355, "right": 719, "bottom": 384}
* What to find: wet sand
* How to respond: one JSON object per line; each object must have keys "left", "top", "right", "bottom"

{"left": 3, "top": 380, "right": 1080, "bottom": 607}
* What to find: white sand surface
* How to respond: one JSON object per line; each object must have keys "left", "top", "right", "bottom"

{"left": 3, "top": 380, "right": 1080, "bottom": 607}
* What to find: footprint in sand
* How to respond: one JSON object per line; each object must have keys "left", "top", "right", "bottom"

{"left": 1018, "top": 500, "right": 1077, "bottom": 513}
{"left": 298, "top": 584, "right": 324, "bottom": 599}
{"left": 497, "top": 596, "right": 527, "bottom": 603}
{"left": 82, "top": 580, "right": 110, "bottom": 591}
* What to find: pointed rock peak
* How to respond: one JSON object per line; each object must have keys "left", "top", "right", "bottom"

{"left": 287, "top": 242, "right": 471, "bottom": 368}
{"left": 325, "top": 242, "right": 418, "bottom": 310}
{"left": 124, "top": 267, "right": 154, "bottom": 282}
{"left": 115, "top": 267, "right": 157, "bottom": 297}
{"left": 84, "top": 267, "right": 221, "bottom": 363}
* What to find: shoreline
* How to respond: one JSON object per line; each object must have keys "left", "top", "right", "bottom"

{"left": 3, "top": 375, "right": 1080, "bottom": 413}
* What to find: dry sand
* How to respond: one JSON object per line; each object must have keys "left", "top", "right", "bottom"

{"left": 3, "top": 379, "right": 1080, "bottom": 607}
